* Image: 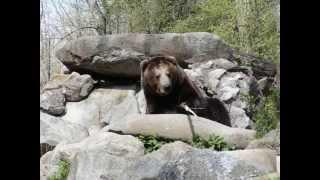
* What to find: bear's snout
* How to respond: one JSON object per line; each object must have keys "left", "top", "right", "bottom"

{"left": 158, "top": 74, "right": 172, "bottom": 96}
{"left": 164, "top": 85, "right": 171, "bottom": 92}
{"left": 158, "top": 84, "right": 172, "bottom": 96}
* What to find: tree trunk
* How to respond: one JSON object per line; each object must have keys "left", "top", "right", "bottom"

{"left": 235, "top": 0, "right": 251, "bottom": 53}
{"left": 48, "top": 39, "right": 51, "bottom": 80}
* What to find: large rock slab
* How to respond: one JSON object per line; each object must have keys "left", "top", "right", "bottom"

{"left": 40, "top": 131, "right": 144, "bottom": 180}
{"left": 62, "top": 86, "right": 140, "bottom": 129}
{"left": 40, "top": 112, "right": 89, "bottom": 146}
{"left": 55, "top": 32, "right": 234, "bottom": 79}
{"left": 109, "top": 114, "right": 256, "bottom": 149}
{"left": 157, "top": 148, "right": 275, "bottom": 180}
{"left": 116, "top": 143, "right": 274, "bottom": 180}
{"left": 42, "top": 140, "right": 275, "bottom": 180}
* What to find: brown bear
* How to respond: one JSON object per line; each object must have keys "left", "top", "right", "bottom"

{"left": 140, "top": 55, "right": 231, "bottom": 126}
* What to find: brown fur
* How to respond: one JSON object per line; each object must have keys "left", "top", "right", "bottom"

{"left": 141, "top": 55, "right": 231, "bottom": 126}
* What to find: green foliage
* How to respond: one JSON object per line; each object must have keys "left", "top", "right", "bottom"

{"left": 137, "top": 134, "right": 234, "bottom": 154}
{"left": 99, "top": 0, "right": 279, "bottom": 63}
{"left": 48, "top": 159, "right": 71, "bottom": 180}
{"left": 254, "top": 88, "right": 279, "bottom": 138}
{"left": 169, "top": 0, "right": 280, "bottom": 63}
{"left": 103, "top": 0, "right": 195, "bottom": 33}
{"left": 244, "top": 0, "right": 280, "bottom": 63}
{"left": 137, "top": 134, "right": 174, "bottom": 153}
{"left": 243, "top": 87, "right": 279, "bottom": 138}
{"left": 190, "top": 134, "right": 235, "bottom": 151}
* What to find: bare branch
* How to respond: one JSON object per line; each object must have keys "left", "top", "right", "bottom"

{"left": 53, "top": 26, "right": 97, "bottom": 49}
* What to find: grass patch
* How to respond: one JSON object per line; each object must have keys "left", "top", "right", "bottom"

{"left": 137, "top": 134, "right": 234, "bottom": 154}
{"left": 48, "top": 159, "right": 71, "bottom": 180}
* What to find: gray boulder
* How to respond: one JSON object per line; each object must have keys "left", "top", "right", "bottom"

{"left": 277, "top": 156, "right": 280, "bottom": 174}
{"left": 229, "top": 106, "right": 251, "bottom": 128}
{"left": 246, "top": 127, "right": 280, "bottom": 155}
{"left": 183, "top": 58, "right": 261, "bottom": 129}
{"left": 136, "top": 90, "right": 146, "bottom": 114}
{"left": 40, "top": 151, "right": 55, "bottom": 180}
{"left": 102, "top": 88, "right": 140, "bottom": 124}
{"left": 62, "top": 72, "right": 95, "bottom": 102}
{"left": 257, "top": 77, "right": 274, "bottom": 95}
{"left": 40, "top": 72, "right": 95, "bottom": 116}
{"left": 40, "top": 74, "right": 68, "bottom": 114}
{"left": 207, "top": 68, "right": 227, "bottom": 93}
{"left": 216, "top": 72, "right": 251, "bottom": 101}
{"left": 184, "top": 59, "right": 237, "bottom": 91}
{"left": 211, "top": 71, "right": 257, "bottom": 129}
{"left": 40, "top": 112, "right": 88, "bottom": 146}
{"left": 185, "top": 65, "right": 257, "bottom": 129}
{"left": 223, "top": 149, "right": 277, "bottom": 173}
{"left": 41, "top": 74, "right": 69, "bottom": 92}
{"left": 252, "top": 172, "right": 280, "bottom": 180}
{"left": 40, "top": 53, "right": 66, "bottom": 90}
{"left": 40, "top": 59, "right": 49, "bottom": 91}
{"left": 40, "top": 131, "right": 144, "bottom": 180}
{"left": 61, "top": 87, "right": 139, "bottom": 129}
{"left": 112, "top": 143, "right": 274, "bottom": 180}
{"left": 43, "top": 139, "right": 276, "bottom": 180}
{"left": 157, "top": 148, "right": 275, "bottom": 180}
{"left": 189, "top": 58, "right": 238, "bottom": 70}
{"left": 55, "top": 33, "right": 234, "bottom": 79}
{"left": 109, "top": 114, "right": 256, "bottom": 149}
{"left": 40, "top": 88, "right": 65, "bottom": 115}
{"left": 41, "top": 72, "right": 95, "bottom": 102}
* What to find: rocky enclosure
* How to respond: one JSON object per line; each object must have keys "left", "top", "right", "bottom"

{"left": 40, "top": 32, "right": 279, "bottom": 180}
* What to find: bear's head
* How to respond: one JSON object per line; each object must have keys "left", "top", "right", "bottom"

{"left": 141, "top": 55, "right": 184, "bottom": 96}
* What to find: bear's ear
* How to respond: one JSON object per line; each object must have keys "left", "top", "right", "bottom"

{"left": 140, "top": 59, "right": 149, "bottom": 72}
{"left": 165, "top": 56, "right": 178, "bottom": 65}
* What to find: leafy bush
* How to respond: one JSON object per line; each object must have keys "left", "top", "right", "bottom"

{"left": 240, "top": 86, "right": 279, "bottom": 138}
{"left": 123, "top": 0, "right": 195, "bottom": 33}
{"left": 190, "top": 134, "right": 235, "bottom": 151}
{"left": 137, "top": 134, "right": 174, "bottom": 153}
{"left": 253, "top": 87, "right": 279, "bottom": 138}
{"left": 169, "top": 0, "right": 280, "bottom": 63}
{"left": 48, "top": 159, "right": 71, "bottom": 180}
{"left": 137, "top": 134, "right": 234, "bottom": 154}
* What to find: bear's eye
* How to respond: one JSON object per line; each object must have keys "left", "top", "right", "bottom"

{"left": 156, "top": 75, "right": 160, "bottom": 79}
{"left": 166, "top": 72, "right": 170, "bottom": 77}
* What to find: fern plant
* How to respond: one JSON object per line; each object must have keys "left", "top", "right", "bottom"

{"left": 48, "top": 159, "right": 71, "bottom": 180}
